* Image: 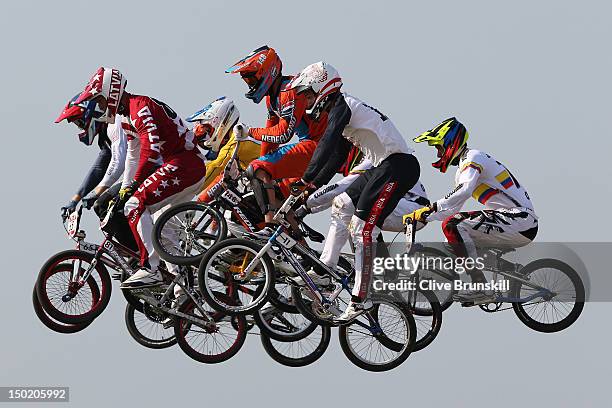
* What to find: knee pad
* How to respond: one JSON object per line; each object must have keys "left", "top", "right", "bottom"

{"left": 245, "top": 165, "right": 276, "bottom": 213}
{"left": 331, "top": 192, "right": 355, "bottom": 218}
{"left": 124, "top": 196, "right": 141, "bottom": 220}
{"left": 245, "top": 164, "right": 256, "bottom": 180}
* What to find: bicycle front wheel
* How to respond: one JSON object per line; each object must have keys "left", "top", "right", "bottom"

{"left": 32, "top": 285, "right": 92, "bottom": 334}
{"left": 339, "top": 300, "right": 416, "bottom": 372}
{"left": 512, "top": 259, "right": 585, "bottom": 333}
{"left": 153, "top": 201, "right": 227, "bottom": 266}
{"left": 260, "top": 325, "right": 331, "bottom": 367}
{"left": 198, "top": 238, "right": 275, "bottom": 315}
{"left": 36, "top": 250, "right": 112, "bottom": 325}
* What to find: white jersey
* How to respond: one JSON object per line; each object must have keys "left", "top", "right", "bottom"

{"left": 98, "top": 116, "right": 141, "bottom": 189}
{"left": 342, "top": 94, "right": 413, "bottom": 167}
{"left": 429, "top": 148, "right": 536, "bottom": 221}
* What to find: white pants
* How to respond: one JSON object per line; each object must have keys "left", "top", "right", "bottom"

{"left": 442, "top": 208, "right": 538, "bottom": 260}
{"left": 319, "top": 192, "right": 427, "bottom": 298}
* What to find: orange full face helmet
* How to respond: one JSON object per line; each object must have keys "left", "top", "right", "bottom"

{"left": 226, "top": 46, "right": 282, "bottom": 104}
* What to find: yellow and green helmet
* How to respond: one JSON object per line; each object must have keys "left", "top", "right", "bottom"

{"left": 414, "top": 117, "right": 469, "bottom": 173}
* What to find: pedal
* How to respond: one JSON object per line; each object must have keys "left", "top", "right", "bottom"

{"left": 111, "top": 273, "right": 122, "bottom": 281}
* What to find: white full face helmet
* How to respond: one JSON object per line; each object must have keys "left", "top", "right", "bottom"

{"left": 186, "top": 96, "right": 240, "bottom": 152}
{"left": 288, "top": 61, "right": 342, "bottom": 114}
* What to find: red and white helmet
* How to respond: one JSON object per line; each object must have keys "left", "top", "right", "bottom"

{"left": 74, "top": 67, "right": 127, "bottom": 123}
{"left": 288, "top": 61, "right": 342, "bottom": 112}
{"left": 55, "top": 93, "right": 106, "bottom": 146}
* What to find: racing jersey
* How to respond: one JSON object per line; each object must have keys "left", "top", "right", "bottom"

{"left": 249, "top": 77, "right": 321, "bottom": 154}
{"left": 98, "top": 116, "right": 142, "bottom": 189}
{"left": 428, "top": 148, "right": 537, "bottom": 221}
{"left": 303, "top": 92, "right": 413, "bottom": 184}
{"left": 126, "top": 94, "right": 201, "bottom": 184}
{"left": 201, "top": 132, "right": 261, "bottom": 190}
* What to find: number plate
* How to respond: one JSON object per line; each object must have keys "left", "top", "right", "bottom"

{"left": 221, "top": 189, "right": 241, "bottom": 206}
{"left": 277, "top": 232, "right": 297, "bottom": 249}
{"left": 66, "top": 211, "right": 80, "bottom": 238}
{"left": 404, "top": 223, "right": 414, "bottom": 254}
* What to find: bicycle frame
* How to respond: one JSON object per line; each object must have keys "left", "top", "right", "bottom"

{"left": 67, "top": 204, "right": 218, "bottom": 329}
{"left": 404, "top": 219, "right": 555, "bottom": 303}
{"left": 235, "top": 194, "right": 400, "bottom": 337}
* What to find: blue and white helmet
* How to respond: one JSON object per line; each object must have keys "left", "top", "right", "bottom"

{"left": 186, "top": 97, "right": 240, "bottom": 152}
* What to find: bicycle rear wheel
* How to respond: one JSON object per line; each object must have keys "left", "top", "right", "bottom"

{"left": 393, "top": 289, "right": 442, "bottom": 352}
{"left": 512, "top": 259, "right": 585, "bottom": 333}
{"left": 125, "top": 303, "right": 177, "bottom": 349}
{"left": 253, "top": 304, "right": 317, "bottom": 342}
{"left": 174, "top": 293, "right": 247, "bottom": 364}
{"left": 36, "top": 250, "right": 112, "bottom": 325}
{"left": 153, "top": 201, "right": 227, "bottom": 266}
{"left": 339, "top": 300, "right": 416, "bottom": 372}
{"left": 32, "top": 285, "right": 92, "bottom": 334}
{"left": 260, "top": 325, "right": 331, "bottom": 367}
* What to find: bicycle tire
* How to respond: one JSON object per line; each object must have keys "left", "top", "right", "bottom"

{"left": 124, "top": 303, "right": 177, "bottom": 349}
{"left": 174, "top": 292, "right": 247, "bottom": 364}
{"left": 253, "top": 306, "right": 318, "bottom": 342}
{"left": 339, "top": 300, "right": 416, "bottom": 372}
{"left": 36, "top": 250, "right": 112, "bottom": 325}
{"left": 32, "top": 285, "right": 93, "bottom": 334}
{"left": 153, "top": 201, "right": 228, "bottom": 266}
{"left": 260, "top": 325, "right": 331, "bottom": 367}
{"left": 511, "top": 258, "right": 585, "bottom": 333}
{"left": 198, "top": 238, "right": 275, "bottom": 315}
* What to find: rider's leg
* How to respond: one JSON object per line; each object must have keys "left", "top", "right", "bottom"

{"left": 338, "top": 153, "right": 419, "bottom": 321}
{"left": 442, "top": 209, "right": 538, "bottom": 302}
{"left": 245, "top": 164, "right": 277, "bottom": 222}
{"left": 122, "top": 155, "right": 206, "bottom": 288}
{"left": 319, "top": 192, "right": 355, "bottom": 269}
{"left": 248, "top": 140, "right": 318, "bottom": 233}
{"left": 442, "top": 209, "right": 538, "bottom": 274}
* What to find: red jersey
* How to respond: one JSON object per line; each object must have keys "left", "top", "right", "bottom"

{"left": 249, "top": 77, "right": 326, "bottom": 155}
{"left": 127, "top": 94, "right": 199, "bottom": 183}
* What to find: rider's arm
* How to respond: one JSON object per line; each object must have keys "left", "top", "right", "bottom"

{"left": 249, "top": 89, "right": 307, "bottom": 145}
{"left": 427, "top": 165, "right": 481, "bottom": 221}
{"left": 121, "top": 131, "right": 140, "bottom": 188}
{"left": 74, "top": 143, "right": 112, "bottom": 200}
{"left": 260, "top": 110, "right": 280, "bottom": 156}
{"left": 98, "top": 121, "right": 127, "bottom": 189}
{"left": 201, "top": 135, "right": 237, "bottom": 190}
{"left": 302, "top": 95, "right": 352, "bottom": 186}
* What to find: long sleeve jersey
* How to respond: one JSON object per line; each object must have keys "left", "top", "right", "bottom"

{"left": 126, "top": 94, "right": 200, "bottom": 184}
{"left": 201, "top": 133, "right": 262, "bottom": 190}
{"left": 303, "top": 93, "right": 413, "bottom": 185}
{"left": 428, "top": 149, "right": 537, "bottom": 221}
{"left": 248, "top": 77, "right": 320, "bottom": 155}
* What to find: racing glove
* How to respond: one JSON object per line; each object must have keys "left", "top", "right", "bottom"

{"left": 115, "top": 181, "right": 139, "bottom": 208}
{"left": 289, "top": 179, "right": 317, "bottom": 196}
{"left": 60, "top": 200, "right": 78, "bottom": 220}
{"left": 81, "top": 194, "right": 99, "bottom": 210}
{"left": 233, "top": 123, "right": 250, "bottom": 141}
{"left": 403, "top": 206, "right": 433, "bottom": 224}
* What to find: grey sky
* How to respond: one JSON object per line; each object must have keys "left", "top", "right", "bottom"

{"left": 1, "top": 0, "right": 610, "bottom": 406}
